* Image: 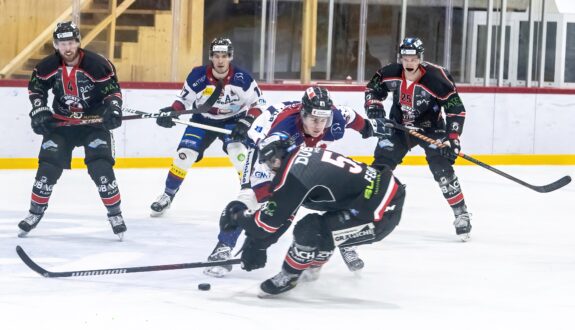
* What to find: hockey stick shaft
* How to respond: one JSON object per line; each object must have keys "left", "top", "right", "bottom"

{"left": 172, "top": 118, "right": 232, "bottom": 135}
{"left": 386, "top": 121, "right": 571, "bottom": 193}
{"left": 16, "top": 245, "right": 241, "bottom": 278}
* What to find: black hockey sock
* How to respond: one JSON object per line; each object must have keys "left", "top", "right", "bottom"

{"left": 282, "top": 242, "right": 316, "bottom": 275}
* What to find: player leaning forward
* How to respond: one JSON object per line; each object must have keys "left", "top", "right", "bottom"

{"left": 219, "top": 134, "right": 406, "bottom": 296}
{"left": 18, "top": 21, "right": 126, "bottom": 239}
{"left": 150, "top": 38, "right": 265, "bottom": 215}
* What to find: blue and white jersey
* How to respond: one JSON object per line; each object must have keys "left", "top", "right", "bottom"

{"left": 174, "top": 64, "right": 265, "bottom": 121}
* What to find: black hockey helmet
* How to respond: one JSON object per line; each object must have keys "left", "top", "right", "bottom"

{"left": 301, "top": 87, "right": 334, "bottom": 125}
{"left": 209, "top": 37, "right": 234, "bottom": 58}
{"left": 53, "top": 21, "right": 81, "bottom": 45}
{"left": 399, "top": 37, "right": 424, "bottom": 58}
{"left": 258, "top": 132, "right": 297, "bottom": 168}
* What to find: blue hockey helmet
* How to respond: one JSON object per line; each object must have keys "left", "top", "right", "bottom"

{"left": 399, "top": 37, "right": 424, "bottom": 58}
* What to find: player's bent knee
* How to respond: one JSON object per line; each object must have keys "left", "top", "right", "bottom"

{"left": 173, "top": 148, "right": 199, "bottom": 169}
{"left": 36, "top": 161, "right": 64, "bottom": 183}
{"left": 293, "top": 213, "right": 323, "bottom": 247}
{"left": 226, "top": 142, "right": 248, "bottom": 172}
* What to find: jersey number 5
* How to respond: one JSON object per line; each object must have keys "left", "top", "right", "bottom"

{"left": 321, "top": 151, "right": 362, "bottom": 174}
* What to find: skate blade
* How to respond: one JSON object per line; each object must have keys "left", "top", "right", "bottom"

{"left": 203, "top": 266, "right": 229, "bottom": 278}
{"left": 116, "top": 232, "right": 124, "bottom": 241}
{"left": 458, "top": 233, "right": 471, "bottom": 242}
{"left": 17, "top": 230, "right": 29, "bottom": 238}
{"left": 149, "top": 210, "right": 165, "bottom": 217}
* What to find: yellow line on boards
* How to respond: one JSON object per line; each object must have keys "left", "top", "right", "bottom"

{"left": 1, "top": 154, "right": 574, "bottom": 170}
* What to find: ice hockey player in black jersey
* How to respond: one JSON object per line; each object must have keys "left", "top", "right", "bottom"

{"left": 364, "top": 37, "right": 472, "bottom": 241}
{"left": 17, "top": 21, "right": 126, "bottom": 239}
{"left": 219, "top": 133, "right": 406, "bottom": 296}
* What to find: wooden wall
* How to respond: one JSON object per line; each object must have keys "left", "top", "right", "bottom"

{"left": 0, "top": 0, "right": 71, "bottom": 70}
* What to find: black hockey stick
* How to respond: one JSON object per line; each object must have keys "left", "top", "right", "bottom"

{"left": 385, "top": 121, "right": 571, "bottom": 193}
{"left": 16, "top": 245, "right": 241, "bottom": 278}
{"left": 51, "top": 80, "right": 224, "bottom": 127}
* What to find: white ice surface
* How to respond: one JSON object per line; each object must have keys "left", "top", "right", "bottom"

{"left": 1, "top": 165, "right": 574, "bottom": 330}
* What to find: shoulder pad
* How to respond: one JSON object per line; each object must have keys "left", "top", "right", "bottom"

{"left": 34, "top": 53, "right": 61, "bottom": 78}
{"left": 186, "top": 66, "right": 208, "bottom": 92}
{"left": 421, "top": 62, "right": 457, "bottom": 97}
{"left": 230, "top": 66, "right": 255, "bottom": 91}
{"left": 378, "top": 63, "right": 403, "bottom": 79}
{"left": 79, "top": 50, "right": 117, "bottom": 81}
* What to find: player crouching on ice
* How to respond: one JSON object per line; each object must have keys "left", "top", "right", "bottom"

{"left": 218, "top": 133, "right": 406, "bottom": 297}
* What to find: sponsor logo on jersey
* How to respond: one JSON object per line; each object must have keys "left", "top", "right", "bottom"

{"left": 262, "top": 200, "right": 277, "bottom": 216}
{"left": 253, "top": 171, "right": 270, "bottom": 179}
{"left": 202, "top": 86, "right": 215, "bottom": 96}
{"left": 234, "top": 72, "right": 245, "bottom": 83}
{"left": 99, "top": 176, "right": 108, "bottom": 184}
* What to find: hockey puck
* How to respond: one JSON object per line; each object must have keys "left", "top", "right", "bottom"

{"left": 198, "top": 283, "right": 211, "bottom": 291}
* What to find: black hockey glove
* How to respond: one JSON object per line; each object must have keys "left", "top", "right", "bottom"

{"left": 365, "top": 99, "right": 385, "bottom": 119}
{"left": 240, "top": 238, "right": 267, "bottom": 271}
{"left": 360, "top": 118, "right": 394, "bottom": 139}
{"left": 231, "top": 114, "right": 256, "bottom": 141}
{"left": 156, "top": 107, "right": 178, "bottom": 128}
{"left": 29, "top": 106, "right": 54, "bottom": 136}
{"left": 219, "top": 200, "right": 248, "bottom": 232}
{"left": 439, "top": 133, "right": 461, "bottom": 161}
{"left": 102, "top": 100, "right": 122, "bottom": 130}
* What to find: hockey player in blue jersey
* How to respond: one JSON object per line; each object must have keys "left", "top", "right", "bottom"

{"left": 203, "top": 87, "right": 393, "bottom": 277}
{"left": 150, "top": 38, "right": 265, "bottom": 216}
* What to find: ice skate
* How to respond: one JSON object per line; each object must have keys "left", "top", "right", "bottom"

{"left": 300, "top": 265, "right": 323, "bottom": 282}
{"left": 108, "top": 213, "right": 127, "bottom": 240}
{"left": 259, "top": 270, "right": 300, "bottom": 297}
{"left": 150, "top": 193, "right": 174, "bottom": 217}
{"left": 339, "top": 246, "right": 364, "bottom": 272}
{"left": 17, "top": 212, "right": 44, "bottom": 237}
{"left": 203, "top": 241, "right": 233, "bottom": 277}
{"left": 454, "top": 212, "right": 472, "bottom": 242}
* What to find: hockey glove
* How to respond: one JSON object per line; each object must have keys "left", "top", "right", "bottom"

{"left": 231, "top": 114, "right": 256, "bottom": 141}
{"left": 240, "top": 237, "right": 267, "bottom": 271}
{"left": 439, "top": 133, "right": 461, "bottom": 161}
{"left": 30, "top": 106, "right": 54, "bottom": 136}
{"left": 219, "top": 200, "right": 248, "bottom": 232}
{"left": 365, "top": 99, "right": 385, "bottom": 119}
{"left": 156, "top": 107, "right": 178, "bottom": 128}
{"left": 102, "top": 99, "right": 122, "bottom": 130}
{"left": 360, "top": 118, "right": 394, "bottom": 139}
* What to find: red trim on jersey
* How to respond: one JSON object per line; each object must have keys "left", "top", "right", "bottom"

{"left": 101, "top": 193, "right": 121, "bottom": 206}
{"left": 447, "top": 192, "right": 464, "bottom": 206}
{"left": 171, "top": 100, "right": 186, "bottom": 111}
{"left": 374, "top": 178, "right": 399, "bottom": 221}
{"left": 61, "top": 51, "right": 85, "bottom": 97}
{"left": 35, "top": 68, "right": 59, "bottom": 80}
{"left": 31, "top": 192, "right": 50, "bottom": 205}
{"left": 400, "top": 67, "right": 425, "bottom": 111}
{"left": 253, "top": 183, "right": 272, "bottom": 203}
{"left": 269, "top": 105, "right": 301, "bottom": 131}
{"left": 206, "top": 64, "right": 234, "bottom": 85}
{"left": 285, "top": 254, "right": 312, "bottom": 271}
{"left": 348, "top": 112, "right": 366, "bottom": 132}
{"left": 253, "top": 210, "right": 280, "bottom": 233}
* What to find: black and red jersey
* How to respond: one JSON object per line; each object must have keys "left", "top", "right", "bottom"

{"left": 365, "top": 62, "right": 466, "bottom": 137}
{"left": 241, "top": 147, "right": 399, "bottom": 240}
{"left": 28, "top": 48, "right": 122, "bottom": 118}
